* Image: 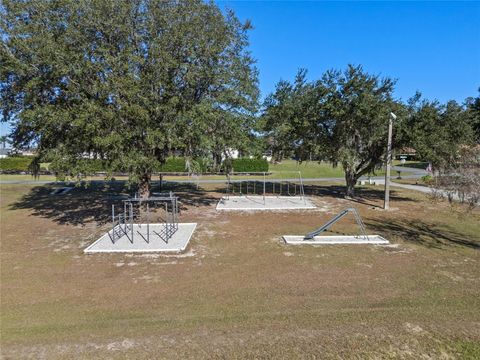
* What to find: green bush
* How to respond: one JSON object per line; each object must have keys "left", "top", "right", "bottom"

{"left": 80, "top": 159, "right": 105, "bottom": 173}
{"left": 49, "top": 158, "right": 106, "bottom": 175}
{"left": 231, "top": 158, "right": 269, "bottom": 173}
{"left": 0, "top": 156, "right": 33, "bottom": 171}
{"left": 421, "top": 174, "right": 434, "bottom": 185}
{"left": 189, "top": 158, "right": 212, "bottom": 173}
{"left": 156, "top": 157, "right": 186, "bottom": 173}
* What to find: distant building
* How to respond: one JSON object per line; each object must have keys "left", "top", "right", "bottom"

{"left": 395, "top": 147, "right": 417, "bottom": 160}
{"left": 0, "top": 148, "right": 10, "bottom": 158}
{"left": 222, "top": 148, "right": 240, "bottom": 160}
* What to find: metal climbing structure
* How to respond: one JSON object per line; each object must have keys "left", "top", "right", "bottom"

{"left": 109, "top": 192, "right": 179, "bottom": 244}
{"left": 304, "top": 207, "right": 369, "bottom": 241}
{"left": 225, "top": 171, "right": 306, "bottom": 204}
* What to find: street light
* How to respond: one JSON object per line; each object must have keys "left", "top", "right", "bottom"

{"left": 384, "top": 112, "right": 396, "bottom": 210}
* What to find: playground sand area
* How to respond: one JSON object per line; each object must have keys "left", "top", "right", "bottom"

{"left": 216, "top": 195, "right": 317, "bottom": 210}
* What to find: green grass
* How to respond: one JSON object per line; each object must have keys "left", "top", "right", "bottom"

{"left": 270, "top": 159, "right": 387, "bottom": 178}
{"left": 269, "top": 160, "right": 344, "bottom": 178}
{"left": 393, "top": 160, "right": 429, "bottom": 169}
{"left": 0, "top": 160, "right": 421, "bottom": 184}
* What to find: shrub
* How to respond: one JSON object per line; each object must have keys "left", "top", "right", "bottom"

{"left": 49, "top": 158, "right": 106, "bottom": 175}
{"left": 421, "top": 175, "right": 434, "bottom": 185}
{"left": 0, "top": 156, "right": 32, "bottom": 171}
{"left": 188, "top": 158, "right": 212, "bottom": 174}
{"left": 156, "top": 157, "right": 186, "bottom": 173}
{"left": 231, "top": 158, "right": 269, "bottom": 173}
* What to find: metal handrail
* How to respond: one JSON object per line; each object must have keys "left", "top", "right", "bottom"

{"left": 304, "top": 207, "right": 369, "bottom": 241}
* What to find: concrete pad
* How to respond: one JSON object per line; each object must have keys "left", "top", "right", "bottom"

{"left": 84, "top": 223, "right": 197, "bottom": 253}
{"left": 283, "top": 235, "right": 389, "bottom": 245}
{"left": 216, "top": 196, "right": 317, "bottom": 211}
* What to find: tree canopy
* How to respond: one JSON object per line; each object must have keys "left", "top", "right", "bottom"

{"left": 262, "top": 65, "right": 478, "bottom": 197}
{"left": 1, "top": 0, "right": 258, "bottom": 196}
{"left": 263, "top": 65, "right": 399, "bottom": 197}
{"left": 403, "top": 93, "right": 475, "bottom": 171}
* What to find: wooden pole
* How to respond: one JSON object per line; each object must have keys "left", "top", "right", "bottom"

{"left": 384, "top": 115, "right": 393, "bottom": 210}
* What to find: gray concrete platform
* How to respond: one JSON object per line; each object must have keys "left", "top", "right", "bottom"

{"left": 84, "top": 223, "right": 197, "bottom": 253}
{"left": 216, "top": 196, "right": 317, "bottom": 211}
{"left": 283, "top": 235, "right": 389, "bottom": 245}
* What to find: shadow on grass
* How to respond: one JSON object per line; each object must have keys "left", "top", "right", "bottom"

{"left": 152, "top": 181, "right": 219, "bottom": 209}
{"left": 304, "top": 184, "right": 415, "bottom": 208}
{"left": 366, "top": 218, "right": 479, "bottom": 249}
{"left": 10, "top": 180, "right": 219, "bottom": 226}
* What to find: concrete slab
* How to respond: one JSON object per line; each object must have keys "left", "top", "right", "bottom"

{"left": 283, "top": 235, "right": 389, "bottom": 245}
{"left": 84, "top": 223, "right": 197, "bottom": 253}
{"left": 216, "top": 196, "right": 317, "bottom": 211}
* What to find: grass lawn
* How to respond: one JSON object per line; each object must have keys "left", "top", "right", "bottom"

{"left": 0, "top": 174, "right": 59, "bottom": 181}
{"left": 269, "top": 160, "right": 345, "bottom": 178}
{"left": 0, "top": 160, "right": 390, "bottom": 183}
{"left": 393, "top": 160, "right": 429, "bottom": 169}
{"left": 1, "top": 181, "right": 479, "bottom": 358}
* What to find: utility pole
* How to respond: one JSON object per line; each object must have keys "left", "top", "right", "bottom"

{"left": 384, "top": 112, "right": 396, "bottom": 210}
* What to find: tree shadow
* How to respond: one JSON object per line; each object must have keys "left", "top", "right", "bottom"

{"left": 304, "top": 184, "right": 415, "bottom": 208}
{"left": 10, "top": 181, "right": 132, "bottom": 226}
{"left": 366, "top": 218, "right": 479, "bottom": 249}
{"left": 152, "top": 181, "right": 220, "bottom": 210}
{"left": 10, "top": 181, "right": 220, "bottom": 226}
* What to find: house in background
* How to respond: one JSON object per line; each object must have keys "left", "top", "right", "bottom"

{"left": 0, "top": 148, "right": 11, "bottom": 158}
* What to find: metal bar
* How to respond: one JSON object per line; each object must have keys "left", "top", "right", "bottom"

{"left": 111, "top": 205, "right": 116, "bottom": 243}
{"left": 352, "top": 208, "right": 369, "bottom": 241}
{"left": 263, "top": 172, "right": 266, "bottom": 204}
{"left": 164, "top": 202, "right": 168, "bottom": 243}
{"left": 304, "top": 209, "right": 350, "bottom": 240}
{"left": 130, "top": 202, "right": 133, "bottom": 243}
{"left": 299, "top": 171, "right": 306, "bottom": 204}
{"left": 226, "top": 174, "right": 230, "bottom": 200}
{"left": 304, "top": 208, "right": 369, "bottom": 241}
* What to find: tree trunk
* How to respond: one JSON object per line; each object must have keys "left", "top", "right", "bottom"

{"left": 344, "top": 170, "right": 357, "bottom": 198}
{"left": 139, "top": 173, "right": 151, "bottom": 199}
{"left": 159, "top": 174, "right": 163, "bottom": 191}
{"left": 213, "top": 150, "right": 222, "bottom": 173}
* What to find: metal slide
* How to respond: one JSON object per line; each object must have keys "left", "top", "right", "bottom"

{"left": 304, "top": 207, "right": 369, "bottom": 241}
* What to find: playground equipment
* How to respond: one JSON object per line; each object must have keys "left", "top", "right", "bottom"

{"left": 283, "top": 207, "right": 389, "bottom": 245}
{"left": 224, "top": 171, "right": 306, "bottom": 204}
{"left": 304, "top": 207, "right": 368, "bottom": 241}
{"left": 217, "top": 170, "right": 316, "bottom": 210}
{"left": 110, "top": 192, "right": 179, "bottom": 244}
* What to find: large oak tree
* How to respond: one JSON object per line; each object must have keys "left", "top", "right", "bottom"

{"left": 1, "top": 0, "right": 258, "bottom": 197}
{"left": 263, "top": 65, "right": 398, "bottom": 197}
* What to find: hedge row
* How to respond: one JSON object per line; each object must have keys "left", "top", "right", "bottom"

{"left": 0, "top": 156, "right": 268, "bottom": 173}
{"left": 231, "top": 158, "right": 269, "bottom": 173}
{"left": 0, "top": 157, "right": 32, "bottom": 171}
{"left": 156, "top": 157, "right": 186, "bottom": 172}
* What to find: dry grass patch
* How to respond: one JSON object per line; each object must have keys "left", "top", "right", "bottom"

{"left": 1, "top": 182, "right": 479, "bottom": 359}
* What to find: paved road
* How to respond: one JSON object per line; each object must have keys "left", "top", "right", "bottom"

{"left": 374, "top": 178, "right": 431, "bottom": 194}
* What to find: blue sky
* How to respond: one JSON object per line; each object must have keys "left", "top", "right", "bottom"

{"left": 1, "top": 1, "right": 479, "bottom": 137}
{"left": 218, "top": 0, "right": 480, "bottom": 103}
